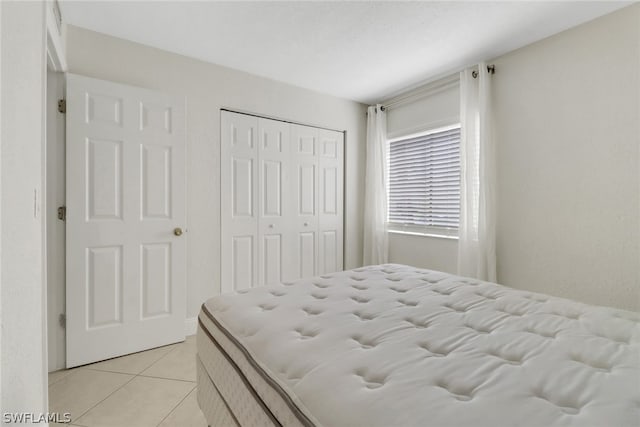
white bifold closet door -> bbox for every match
[221,111,343,293]
[291,125,345,278]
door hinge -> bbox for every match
[59,313,66,329]
[58,99,66,114]
[57,206,66,221]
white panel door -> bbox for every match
[290,124,319,280]
[66,74,186,367]
[318,129,344,274]
[221,111,258,293]
[258,118,290,286]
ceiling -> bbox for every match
[60,1,631,104]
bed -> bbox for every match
[196,264,640,426]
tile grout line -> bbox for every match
[71,374,137,426]
[80,343,180,377]
[48,369,76,387]
[63,344,183,425]
[135,340,199,425]
[154,384,197,427]
[137,373,198,383]
[132,339,198,426]
[51,339,195,426]
[76,370,194,426]
[138,342,183,376]
[48,342,180,385]
[144,340,199,425]
[96,341,181,375]
[81,366,140,375]
[82,368,197,384]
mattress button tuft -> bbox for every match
[532,390,583,415]
[354,311,375,321]
[302,306,322,316]
[397,298,419,307]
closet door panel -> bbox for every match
[298,164,316,216]
[321,230,338,273]
[221,111,258,293]
[290,124,319,280]
[258,118,290,286]
[232,236,254,291]
[321,166,338,215]
[299,232,316,278]
[318,129,344,275]
[233,158,254,216]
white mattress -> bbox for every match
[198,264,640,427]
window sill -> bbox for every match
[388,229,459,240]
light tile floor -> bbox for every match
[48,335,207,427]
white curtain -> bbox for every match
[363,104,389,265]
[458,63,496,282]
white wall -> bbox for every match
[59,25,366,357]
[0,0,48,414]
[387,4,640,311]
[493,4,639,311]
[388,233,457,273]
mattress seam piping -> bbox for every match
[200,303,317,427]
[197,316,283,427]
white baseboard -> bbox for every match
[184,317,198,336]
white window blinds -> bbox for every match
[388,125,461,231]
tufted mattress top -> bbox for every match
[199,264,640,427]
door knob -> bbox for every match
[173,227,183,236]
[268,224,274,228]
[304,222,308,227]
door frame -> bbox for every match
[45,0,67,373]
[44,0,67,377]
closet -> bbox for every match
[221,110,344,293]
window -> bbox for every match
[387,125,461,236]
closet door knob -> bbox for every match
[173,227,183,236]
[304,222,309,227]
[268,224,274,228]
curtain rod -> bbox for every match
[472,64,495,79]
[380,74,460,111]
[379,64,496,111]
